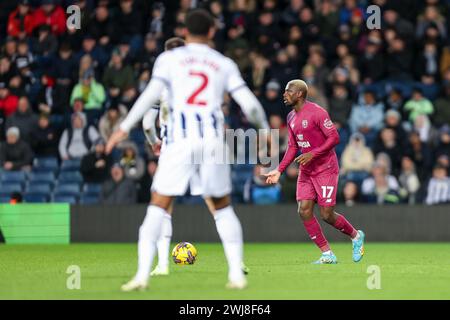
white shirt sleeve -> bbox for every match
[226,60,269,130]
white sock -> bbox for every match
[214,206,245,283]
[352,231,360,241]
[156,213,172,269]
[323,250,332,255]
[134,205,166,282]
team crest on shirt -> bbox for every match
[302,120,308,128]
[323,118,333,129]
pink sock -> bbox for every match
[333,213,358,238]
[303,216,330,252]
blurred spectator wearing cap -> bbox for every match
[98,100,127,142]
[0,126,33,171]
[58,112,100,161]
[119,141,145,181]
[32,0,67,36]
[80,139,113,184]
[425,165,450,205]
[32,24,58,58]
[101,163,137,205]
[432,82,450,129]
[416,5,447,42]
[30,114,59,158]
[260,80,283,118]
[383,109,408,148]
[102,49,135,99]
[87,4,116,49]
[116,0,143,58]
[404,87,434,123]
[7,0,34,39]
[75,34,109,71]
[5,96,38,144]
[359,33,385,84]
[0,80,19,118]
[328,84,352,129]
[70,68,106,113]
[405,131,433,182]
[434,125,450,162]
[398,156,421,204]
[340,132,374,184]
[349,90,384,148]
[386,37,413,82]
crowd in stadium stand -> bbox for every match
[0,0,449,205]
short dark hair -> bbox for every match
[185,9,214,36]
[164,37,185,51]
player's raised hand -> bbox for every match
[106,129,128,154]
[263,169,281,184]
[295,152,314,166]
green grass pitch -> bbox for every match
[1,243,449,300]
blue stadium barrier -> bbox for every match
[83,183,102,194]
[33,157,59,170]
[0,196,10,203]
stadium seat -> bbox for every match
[0,182,23,194]
[54,183,80,196]
[28,172,56,185]
[58,171,83,184]
[33,157,59,172]
[83,183,102,194]
[60,159,81,172]
[0,171,26,184]
[24,193,49,203]
[79,194,100,204]
[53,195,77,204]
[26,183,52,194]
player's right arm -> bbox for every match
[106,52,170,153]
[142,107,162,156]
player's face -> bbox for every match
[283,85,300,106]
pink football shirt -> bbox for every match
[278,100,340,175]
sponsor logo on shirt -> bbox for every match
[297,141,311,148]
[302,120,308,128]
[323,118,333,129]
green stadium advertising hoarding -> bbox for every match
[0,204,70,244]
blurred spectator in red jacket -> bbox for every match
[0,82,19,118]
[33,0,67,36]
[7,0,35,39]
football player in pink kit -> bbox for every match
[264,79,365,264]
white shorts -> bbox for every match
[151,138,232,198]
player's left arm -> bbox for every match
[296,110,339,165]
[310,110,340,157]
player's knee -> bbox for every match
[298,203,313,219]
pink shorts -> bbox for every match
[296,170,339,206]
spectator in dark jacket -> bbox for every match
[87,4,117,49]
[80,140,113,184]
[328,84,352,129]
[5,96,38,143]
[30,114,59,158]
[0,126,33,171]
[102,49,135,99]
[101,163,137,204]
